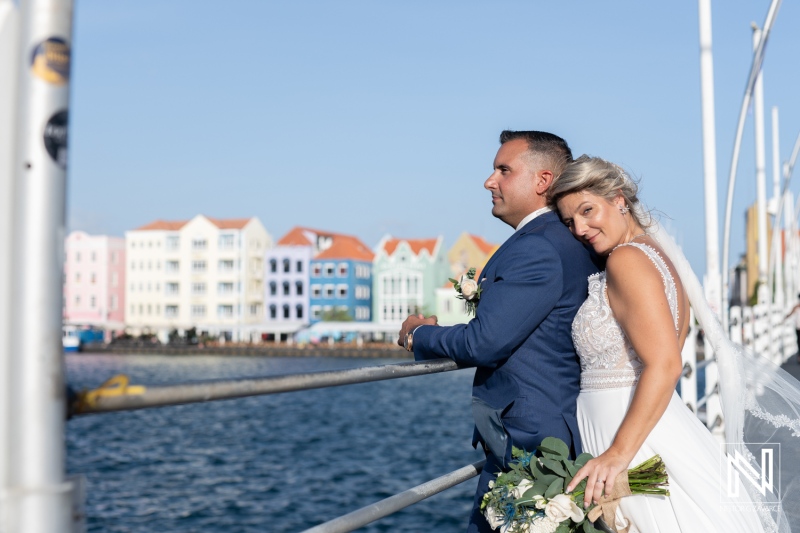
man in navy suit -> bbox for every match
[398,131,598,533]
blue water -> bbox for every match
[66,354,483,532]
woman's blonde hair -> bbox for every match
[547,154,652,229]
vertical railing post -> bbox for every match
[8,0,75,531]
[0,0,20,527]
[680,308,698,413]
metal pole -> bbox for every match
[71,358,462,415]
[771,107,784,309]
[9,0,75,531]
[720,0,782,330]
[301,460,485,533]
[0,0,20,525]
[697,0,722,319]
[752,26,769,305]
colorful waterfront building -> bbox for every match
[371,236,449,324]
[63,231,126,334]
[125,215,272,342]
[309,235,374,323]
[436,233,498,325]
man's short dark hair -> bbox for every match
[499,130,573,177]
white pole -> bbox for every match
[771,107,784,309]
[697,0,722,319]
[8,0,75,531]
[0,0,20,523]
[720,0,782,330]
[752,26,769,305]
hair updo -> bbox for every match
[547,154,652,229]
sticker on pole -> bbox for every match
[30,37,71,85]
[44,111,68,168]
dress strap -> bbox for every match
[612,242,679,331]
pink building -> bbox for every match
[63,231,126,332]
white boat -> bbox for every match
[62,326,81,352]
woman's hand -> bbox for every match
[566,448,630,509]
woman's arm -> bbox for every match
[566,245,683,507]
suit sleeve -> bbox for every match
[413,234,563,368]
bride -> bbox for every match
[548,155,788,532]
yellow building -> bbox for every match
[447,232,498,277]
[745,204,772,304]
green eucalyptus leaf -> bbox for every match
[565,460,580,477]
[582,519,602,533]
[537,437,570,459]
[544,477,565,499]
[540,457,569,477]
[555,522,571,533]
[574,453,594,468]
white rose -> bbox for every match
[529,515,560,533]
[510,478,534,499]
[460,278,479,300]
[484,505,505,530]
[532,494,546,510]
[544,493,585,523]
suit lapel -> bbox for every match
[482,211,558,275]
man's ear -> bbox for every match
[535,170,554,195]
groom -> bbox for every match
[398,131,598,532]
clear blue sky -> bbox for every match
[67,1,800,276]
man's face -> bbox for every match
[484,138,546,228]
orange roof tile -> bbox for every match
[134,219,189,231]
[315,235,374,261]
[382,238,439,256]
[207,217,251,230]
[277,227,317,246]
[469,234,496,255]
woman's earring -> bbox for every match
[619,205,630,215]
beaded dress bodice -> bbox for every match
[572,242,679,390]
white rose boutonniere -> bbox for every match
[448,267,482,316]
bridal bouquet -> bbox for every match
[449,267,482,316]
[481,437,669,533]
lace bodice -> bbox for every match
[572,242,679,390]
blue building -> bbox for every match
[308,235,374,323]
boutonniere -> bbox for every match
[449,267,482,316]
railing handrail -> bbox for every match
[69,358,462,416]
[301,460,485,533]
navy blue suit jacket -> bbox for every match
[413,211,598,465]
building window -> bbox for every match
[166,282,179,295]
[282,304,290,319]
[338,263,348,277]
[310,306,321,320]
[166,260,179,272]
[311,284,321,298]
[312,264,322,276]
[191,305,206,317]
[147,304,152,315]
[165,305,178,317]
[270,259,277,273]
[110,295,118,310]
[249,303,261,316]
[192,238,206,250]
[269,282,277,296]
[166,236,179,250]
[295,281,303,296]
[192,260,206,272]
[91,252,96,262]
[282,281,290,296]
[217,305,234,318]
[192,282,206,295]
[337,285,348,298]
[130,262,135,271]
[283,258,290,273]
[111,272,118,287]
[269,304,277,319]
[75,272,80,283]
[218,282,234,294]
[76,252,81,262]
[296,261,303,273]
[296,305,303,319]
[90,296,96,308]
[219,234,235,249]
[324,263,335,277]
[324,284,335,298]
[75,295,80,307]
[219,259,234,272]
[90,273,96,284]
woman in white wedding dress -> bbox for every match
[548,155,766,533]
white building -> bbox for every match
[125,215,272,342]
